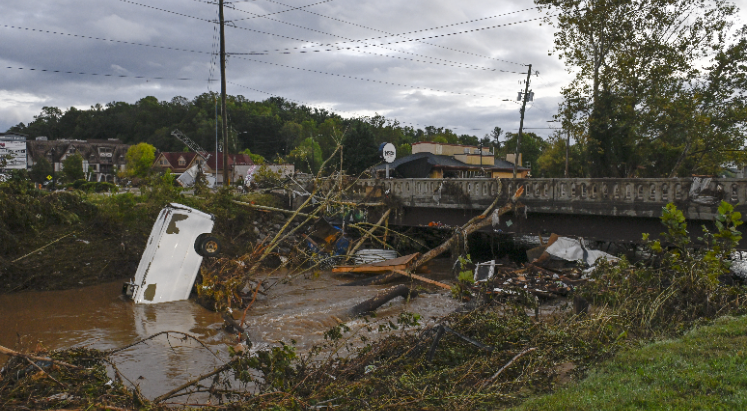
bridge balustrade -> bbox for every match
[352,178,747,221]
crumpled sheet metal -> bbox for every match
[544,237,619,267]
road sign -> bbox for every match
[47,175,53,181]
[381,143,396,164]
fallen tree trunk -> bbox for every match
[412,185,525,270]
[350,284,418,316]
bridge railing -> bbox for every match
[350,178,747,219]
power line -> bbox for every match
[224,18,529,73]
[254,2,543,66]
[2,25,213,56]
[116,0,531,73]
[117,0,212,23]
[226,0,336,22]
[227,0,540,66]
[1,22,523,75]
[3,65,192,80]
[229,55,500,98]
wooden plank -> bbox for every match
[332,252,420,273]
[391,269,452,290]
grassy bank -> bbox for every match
[0,173,281,293]
[516,315,747,410]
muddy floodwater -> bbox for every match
[0,261,460,400]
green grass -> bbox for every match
[514,316,747,410]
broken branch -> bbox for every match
[391,269,452,290]
[0,344,79,369]
[482,347,538,388]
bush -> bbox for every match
[80,181,118,193]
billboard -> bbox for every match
[0,141,27,170]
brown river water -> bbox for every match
[0,261,461,400]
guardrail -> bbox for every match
[350,178,747,220]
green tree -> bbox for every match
[536,135,584,177]
[536,0,746,177]
[62,154,85,182]
[289,137,323,174]
[125,143,156,177]
[240,148,266,165]
[29,158,53,184]
[397,143,412,157]
[342,122,379,175]
[499,132,549,170]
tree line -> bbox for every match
[10,0,744,179]
[8,94,527,175]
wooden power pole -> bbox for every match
[219,0,229,185]
[513,63,532,179]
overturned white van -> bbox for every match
[123,203,221,304]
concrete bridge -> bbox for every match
[349,178,747,246]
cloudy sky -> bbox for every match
[1,0,745,140]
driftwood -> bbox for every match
[350,284,418,316]
[481,347,538,389]
[0,344,80,369]
[391,269,452,290]
[413,185,524,270]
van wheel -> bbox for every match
[195,235,221,257]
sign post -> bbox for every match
[380,142,396,179]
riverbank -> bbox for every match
[515,315,747,410]
[0,174,284,293]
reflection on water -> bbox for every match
[0,261,460,400]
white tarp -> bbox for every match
[0,141,27,170]
[176,163,215,188]
[244,165,259,186]
[545,237,619,267]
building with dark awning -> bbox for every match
[372,142,529,179]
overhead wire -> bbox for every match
[234,1,542,66]
[227,54,500,98]
[0,24,526,99]
[226,0,336,22]
[3,65,191,81]
[115,0,537,73]
[114,0,506,72]
[116,0,212,22]
[223,16,537,73]
[1,24,213,56]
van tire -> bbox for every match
[195,234,221,257]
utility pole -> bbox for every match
[564,128,570,177]
[219,0,229,186]
[215,95,219,182]
[513,63,532,179]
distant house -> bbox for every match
[26,138,130,182]
[0,132,28,171]
[373,142,530,179]
[153,151,254,184]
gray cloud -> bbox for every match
[1,0,745,142]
